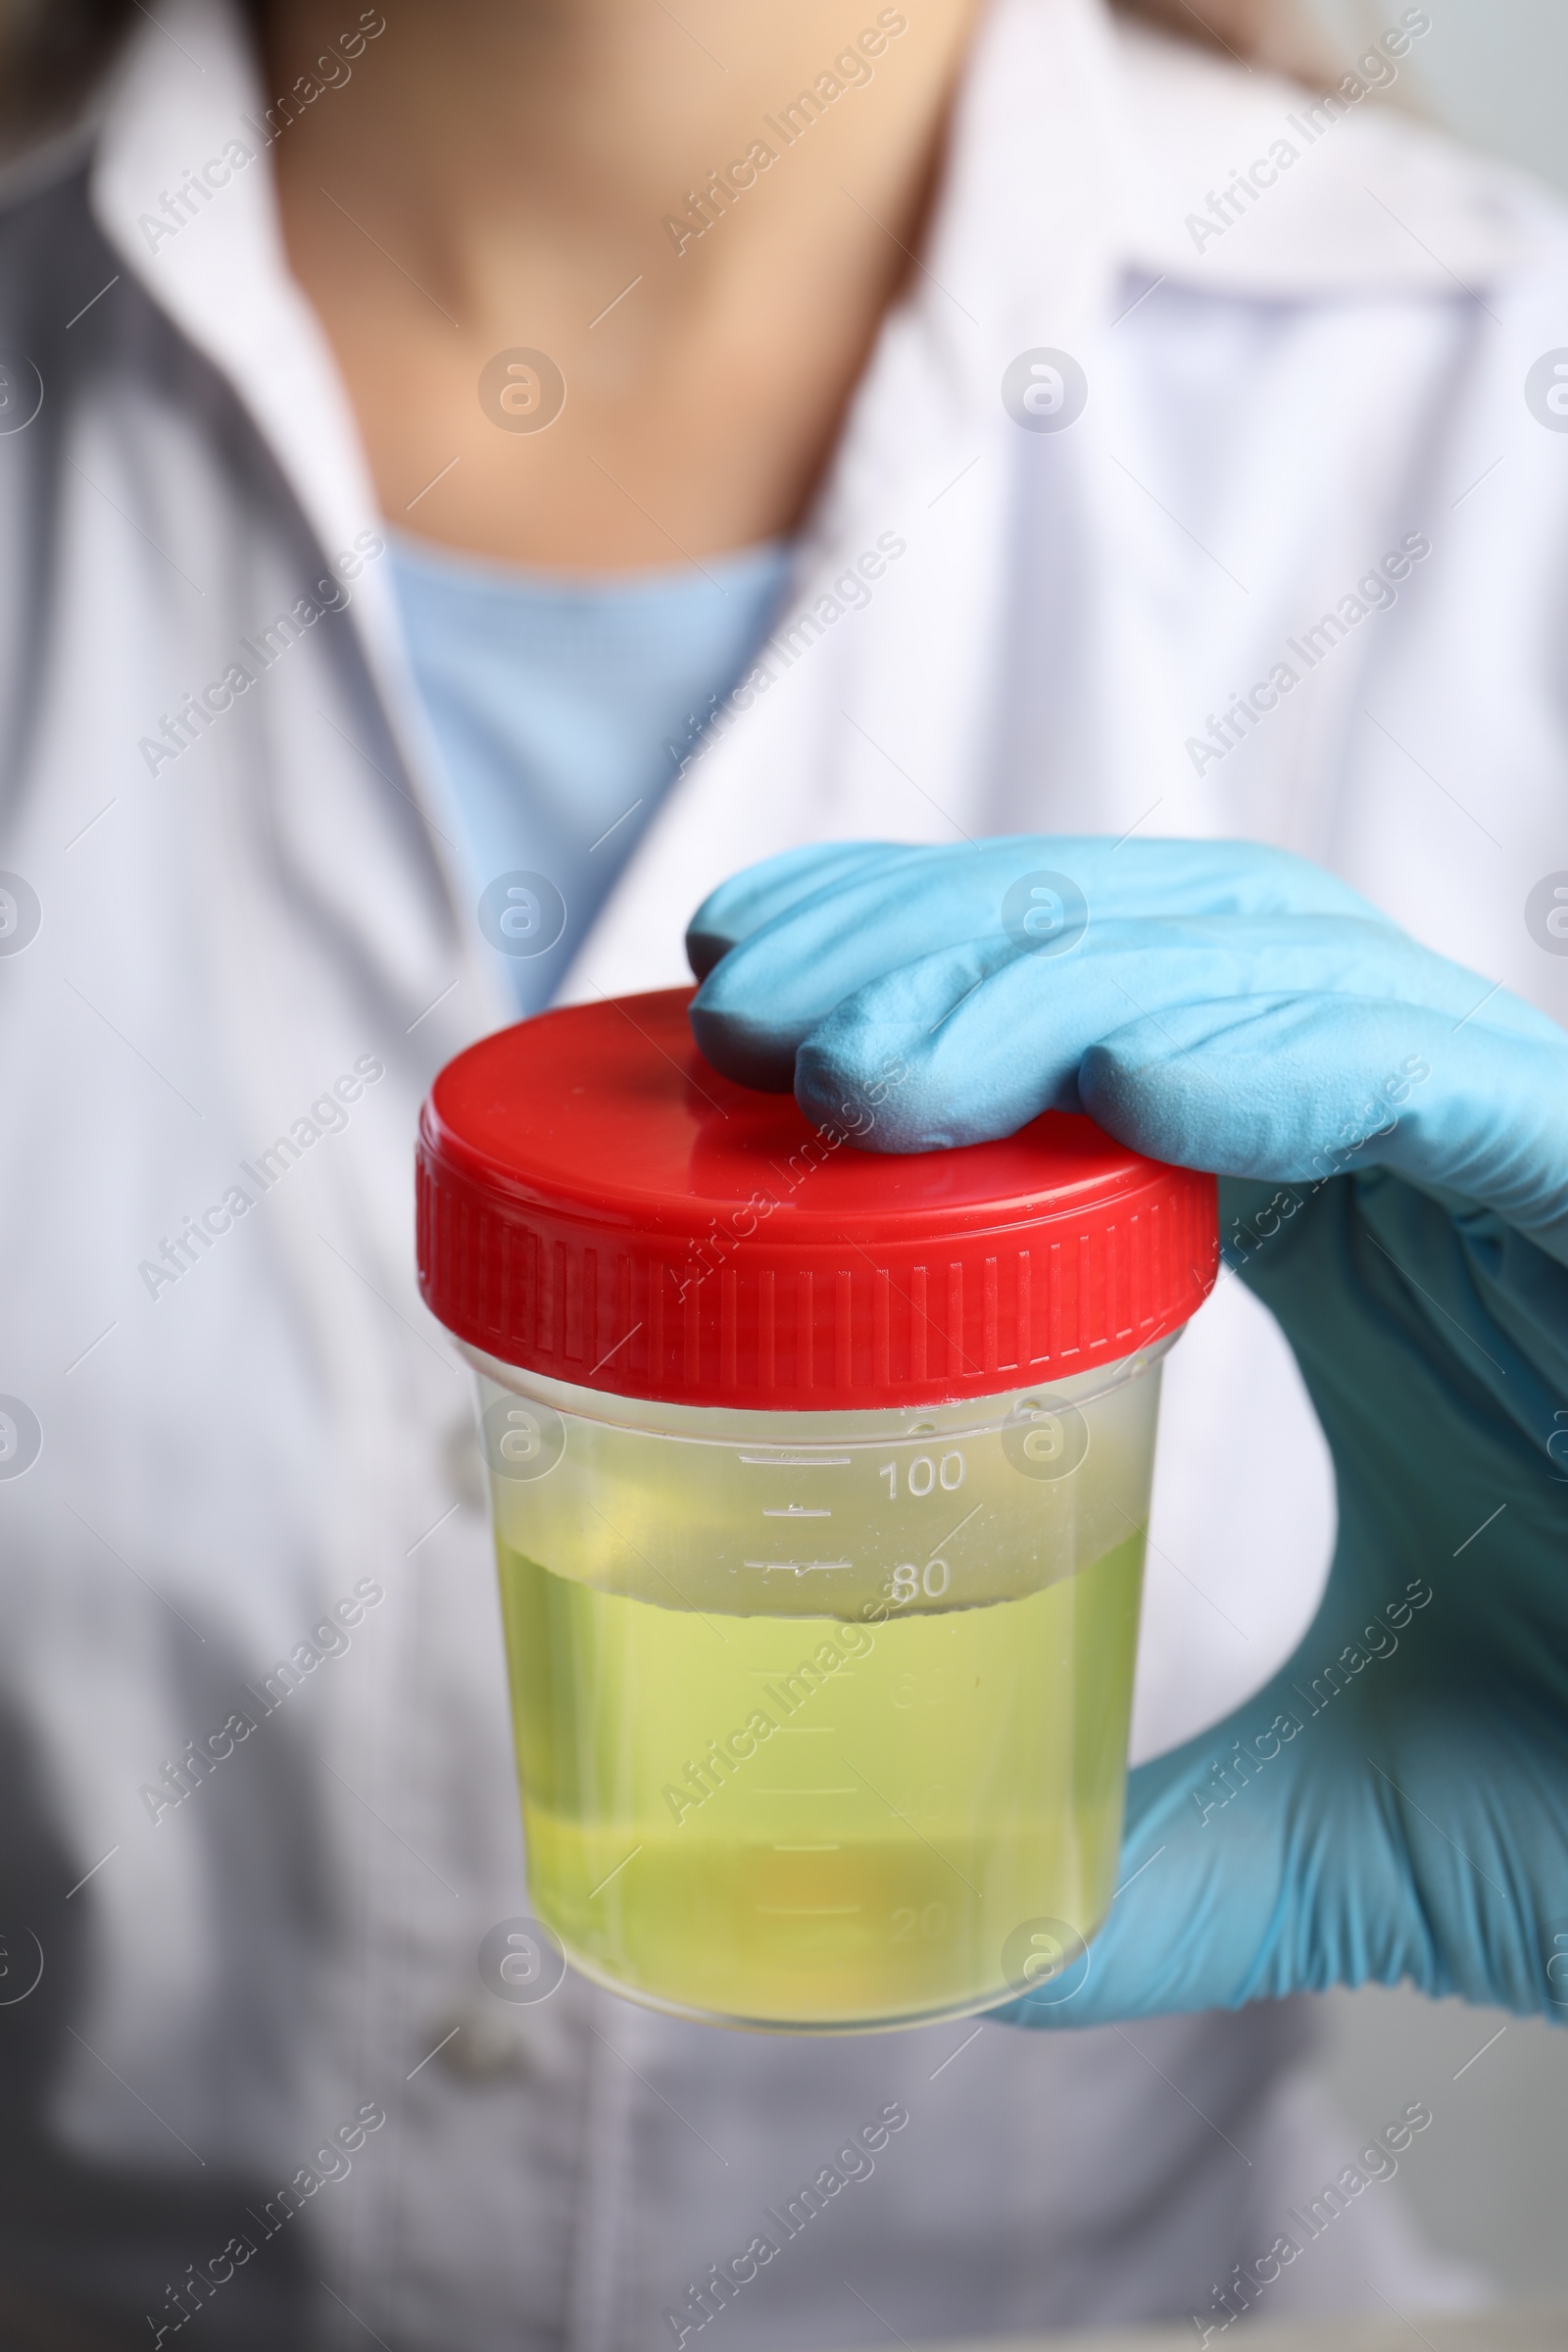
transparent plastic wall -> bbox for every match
[470,1335,1177,2032]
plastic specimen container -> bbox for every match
[416,989,1216,2032]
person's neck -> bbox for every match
[265,3,936,312]
[262,0,978,564]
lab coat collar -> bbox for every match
[87,0,400,667]
[1112,19,1537,294]
[792,0,1142,560]
[84,0,486,984]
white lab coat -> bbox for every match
[0,0,1560,2342]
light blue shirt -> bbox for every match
[389,532,790,1015]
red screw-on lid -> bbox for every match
[416,989,1217,1411]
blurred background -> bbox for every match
[1299,0,1568,195]
[1316,1983,1568,2308]
[1296,0,1568,2308]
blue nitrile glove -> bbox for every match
[686,838,1568,2025]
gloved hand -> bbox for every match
[686,837,1568,2024]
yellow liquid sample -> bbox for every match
[499,1531,1144,2030]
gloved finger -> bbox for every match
[690,838,1382,1087]
[787,918,1533,1150]
[685,842,902,979]
[690,836,1380,964]
[1083,996,1568,1262]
